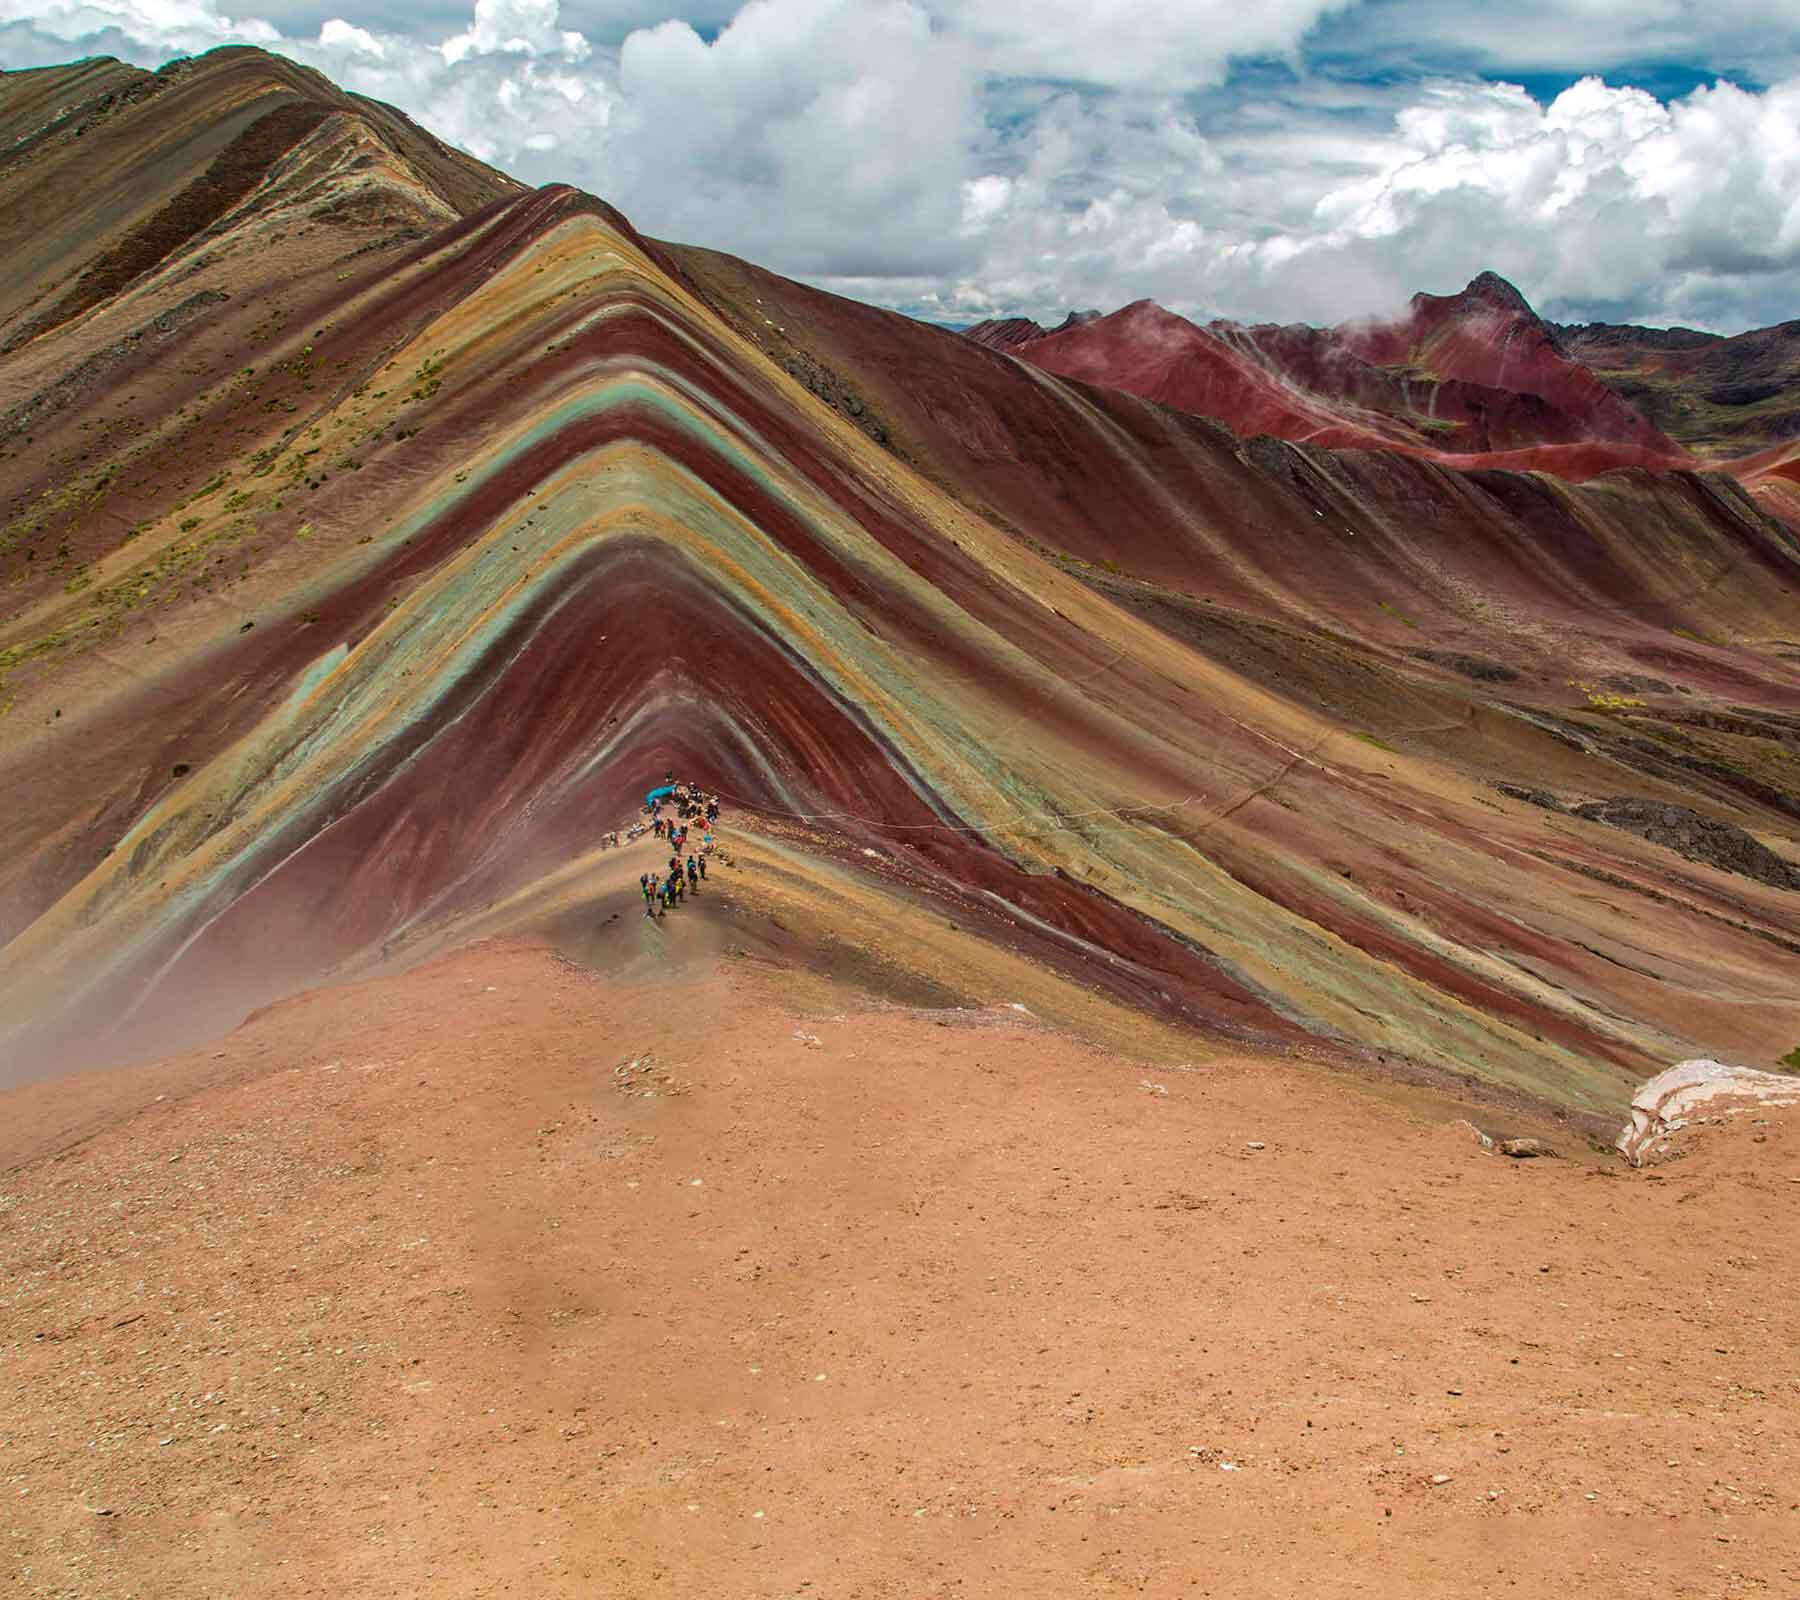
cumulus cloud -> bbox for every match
[10,0,277,52]
[317,15,382,54]
[1281,74,1800,326]
[2,0,1799,331]
[851,66,1800,332]
[441,0,588,64]
[604,0,979,273]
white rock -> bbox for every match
[1616,1059,1800,1166]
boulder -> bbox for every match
[1615,1058,1800,1165]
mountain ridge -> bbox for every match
[1,46,1797,1114]
[969,273,1800,467]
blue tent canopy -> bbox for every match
[645,784,677,804]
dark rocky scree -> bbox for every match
[1411,648,1520,683]
[1496,784,1562,811]
[1573,797,1800,891]
[778,350,891,450]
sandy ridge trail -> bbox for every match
[4,941,1797,1598]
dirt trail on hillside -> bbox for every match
[4,943,1797,1598]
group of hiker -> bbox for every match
[638,775,723,919]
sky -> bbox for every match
[3,1,1799,332]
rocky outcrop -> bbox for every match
[1616,1058,1800,1165]
[1572,798,1799,891]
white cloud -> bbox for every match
[606,0,979,273]
[2,0,1800,332]
[318,15,382,53]
[1280,74,1800,326]
[440,0,588,64]
[12,0,277,51]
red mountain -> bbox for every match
[970,273,1694,480]
[1335,271,1682,456]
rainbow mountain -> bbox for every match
[2,47,1798,1114]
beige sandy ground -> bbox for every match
[4,939,1798,1599]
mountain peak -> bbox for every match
[1461,270,1536,316]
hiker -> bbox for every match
[641,873,655,919]
[659,877,673,913]
[697,853,707,881]
[686,855,699,892]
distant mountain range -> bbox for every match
[968,273,1800,473]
